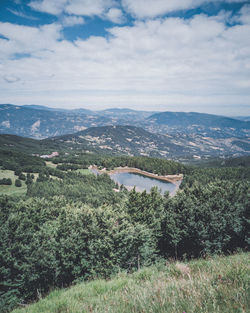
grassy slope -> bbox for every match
[74,168,91,175]
[12,253,249,313]
[0,169,27,196]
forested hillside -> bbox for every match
[0,149,249,312]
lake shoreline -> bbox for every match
[89,166,183,184]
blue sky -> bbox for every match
[0,0,250,115]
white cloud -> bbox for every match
[65,0,116,16]
[7,8,39,20]
[62,15,85,26]
[29,0,119,18]
[0,22,62,58]
[237,4,250,24]
[0,11,250,114]
[3,75,20,83]
[28,0,249,21]
[121,0,202,18]
[121,0,248,19]
[29,0,68,15]
[29,0,125,25]
[105,8,125,24]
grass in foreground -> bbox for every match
[12,253,249,313]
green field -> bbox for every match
[0,170,40,196]
[0,166,89,196]
[0,169,27,196]
[74,168,92,175]
[45,161,58,168]
[12,253,249,313]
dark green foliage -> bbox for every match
[25,173,33,185]
[99,156,188,175]
[36,171,49,183]
[1,150,249,313]
[55,154,188,175]
[14,169,22,176]
[197,155,250,168]
[181,166,250,188]
[0,197,156,311]
[126,187,164,231]
[15,179,22,187]
[18,173,26,181]
[160,180,249,258]
[0,149,45,173]
[27,172,122,208]
[56,163,85,171]
[0,178,12,185]
[0,133,57,154]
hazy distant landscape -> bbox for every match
[0,0,249,312]
[1,104,249,162]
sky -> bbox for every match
[0,0,250,115]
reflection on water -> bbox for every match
[110,172,178,195]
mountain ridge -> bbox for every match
[46,125,250,159]
[1,103,249,138]
[1,104,249,159]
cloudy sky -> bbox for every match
[0,0,250,115]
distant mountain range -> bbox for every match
[1,125,249,160]
[233,116,250,122]
[145,111,250,138]
[1,104,249,138]
[0,104,249,159]
[0,104,112,138]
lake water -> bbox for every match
[110,172,178,195]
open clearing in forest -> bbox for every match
[0,169,27,195]
[0,170,39,195]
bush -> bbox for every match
[0,178,12,185]
[15,179,22,187]
[14,169,22,176]
[18,173,26,181]
[25,173,33,185]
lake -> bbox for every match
[110,172,179,196]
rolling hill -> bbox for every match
[145,111,250,138]
[1,104,249,140]
[47,125,250,159]
[48,125,184,158]
[1,104,249,159]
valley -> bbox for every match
[0,106,249,313]
[1,0,250,311]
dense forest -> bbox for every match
[0,151,249,312]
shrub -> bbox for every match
[0,178,12,185]
[15,179,22,187]
[18,173,26,181]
